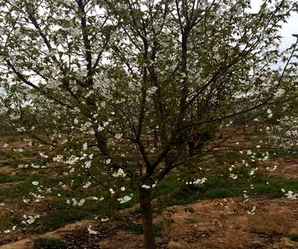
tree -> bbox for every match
[0,0,297,248]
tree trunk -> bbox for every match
[139,187,156,249]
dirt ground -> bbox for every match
[1,130,298,249]
[1,198,298,249]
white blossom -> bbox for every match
[83,181,92,189]
[87,225,98,235]
[114,133,123,139]
[117,194,133,204]
[112,168,126,177]
[83,142,88,151]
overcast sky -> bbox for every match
[251,0,298,49]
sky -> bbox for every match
[251,0,298,49]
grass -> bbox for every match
[289,235,298,242]
[266,147,298,159]
[32,208,93,233]
[0,175,27,183]
[0,215,19,231]
[157,172,298,207]
[33,237,67,249]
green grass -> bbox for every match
[0,214,19,231]
[157,173,298,207]
[32,209,92,233]
[289,235,298,242]
[0,175,27,183]
[26,197,113,233]
[0,178,36,201]
[33,237,67,249]
[266,147,298,159]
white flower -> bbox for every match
[66,155,79,165]
[115,133,123,139]
[53,155,63,162]
[117,194,133,204]
[100,102,106,108]
[83,181,92,189]
[22,214,40,225]
[285,190,298,200]
[85,160,92,169]
[87,196,98,201]
[32,181,39,186]
[193,178,207,185]
[249,169,256,176]
[112,168,126,178]
[98,125,104,132]
[39,152,48,158]
[267,109,273,118]
[230,173,238,180]
[101,217,109,222]
[105,158,111,165]
[31,163,41,169]
[148,86,158,95]
[87,225,98,235]
[274,88,285,97]
[83,142,88,151]
[78,199,86,207]
[267,165,277,172]
[71,198,85,206]
[186,177,207,185]
[141,184,151,189]
[74,118,79,125]
[247,206,256,215]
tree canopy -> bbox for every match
[0,1,297,248]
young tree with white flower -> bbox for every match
[0,0,297,248]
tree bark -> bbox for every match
[139,187,156,249]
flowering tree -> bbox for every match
[0,0,297,248]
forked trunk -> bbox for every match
[139,187,156,249]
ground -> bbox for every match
[1,198,298,249]
[0,127,298,249]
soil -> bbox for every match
[1,131,298,249]
[0,198,297,249]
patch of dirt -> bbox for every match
[265,159,298,179]
[99,198,298,249]
[160,198,298,249]
[0,166,17,176]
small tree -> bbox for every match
[0,1,297,248]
